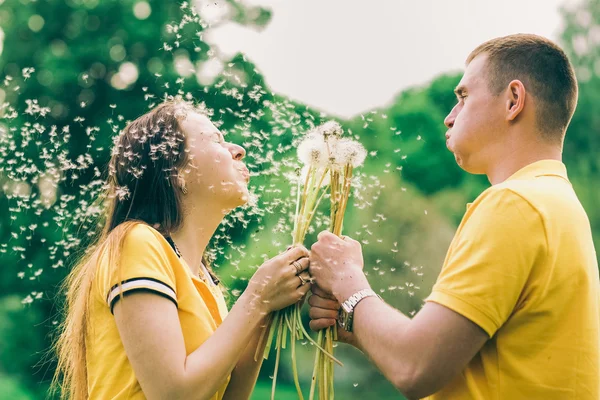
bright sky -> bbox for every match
[204,0,573,118]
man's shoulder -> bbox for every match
[474,174,577,215]
[466,176,588,242]
[501,173,583,220]
[470,185,540,219]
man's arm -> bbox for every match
[308,232,489,399]
[310,288,488,400]
[353,296,488,399]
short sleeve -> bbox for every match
[99,224,178,313]
[426,188,546,337]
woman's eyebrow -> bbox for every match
[203,131,224,141]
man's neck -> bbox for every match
[170,199,228,276]
[486,144,563,185]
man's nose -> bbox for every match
[444,109,456,129]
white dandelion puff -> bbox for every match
[297,137,327,167]
[331,138,367,168]
[318,120,343,138]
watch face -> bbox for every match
[338,308,351,330]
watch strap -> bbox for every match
[339,288,381,332]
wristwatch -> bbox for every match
[338,289,381,332]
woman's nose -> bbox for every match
[229,143,246,160]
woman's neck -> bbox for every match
[170,199,228,276]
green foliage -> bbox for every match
[559,0,600,255]
[0,374,36,400]
[0,0,598,399]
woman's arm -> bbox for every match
[113,247,311,400]
[221,318,268,400]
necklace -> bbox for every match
[166,236,214,284]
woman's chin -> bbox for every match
[238,186,250,206]
[228,184,250,208]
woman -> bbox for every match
[52,100,312,400]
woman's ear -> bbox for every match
[177,174,188,195]
[506,80,526,122]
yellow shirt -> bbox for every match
[86,223,230,399]
[426,160,599,400]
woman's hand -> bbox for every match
[247,246,312,313]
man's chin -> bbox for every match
[454,155,486,175]
[454,154,473,173]
[453,153,464,167]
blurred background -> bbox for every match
[0,0,598,399]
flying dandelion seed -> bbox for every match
[0,12,419,398]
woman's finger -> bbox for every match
[284,245,309,262]
[295,271,312,288]
[288,256,309,276]
[295,283,311,300]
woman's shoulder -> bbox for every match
[95,222,181,312]
[122,222,166,247]
[95,221,178,283]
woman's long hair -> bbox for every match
[51,100,211,399]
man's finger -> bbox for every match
[311,285,336,300]
[317,230,336,242]
[309,318,336,332]
[309,305,338,320]
[308,293,339,310]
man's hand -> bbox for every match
[308,285,357,347]
[309,231,370,302]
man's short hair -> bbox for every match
[467,34,578,142]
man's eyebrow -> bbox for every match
[454,85,467,96]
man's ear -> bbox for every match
[506,80,526,121]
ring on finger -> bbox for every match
[292,260,304,274]
[298,274,310,286]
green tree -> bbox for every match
[560,0,600,256]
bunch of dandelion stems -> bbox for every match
[309,163,354,400]
[254,163,342,400]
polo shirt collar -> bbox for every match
[505,159,569,182]
[466,160,568,212]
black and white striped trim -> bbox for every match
[107,277,177,313]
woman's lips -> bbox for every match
[238,166,250,182]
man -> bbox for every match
[308,34,600,399]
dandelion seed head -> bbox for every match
[333,138,367,168]
[0,3,402,304]
[297,137,327,167]
[318,120,343,138]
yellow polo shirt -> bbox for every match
[86,223,230,399]
[426,160,599,399]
